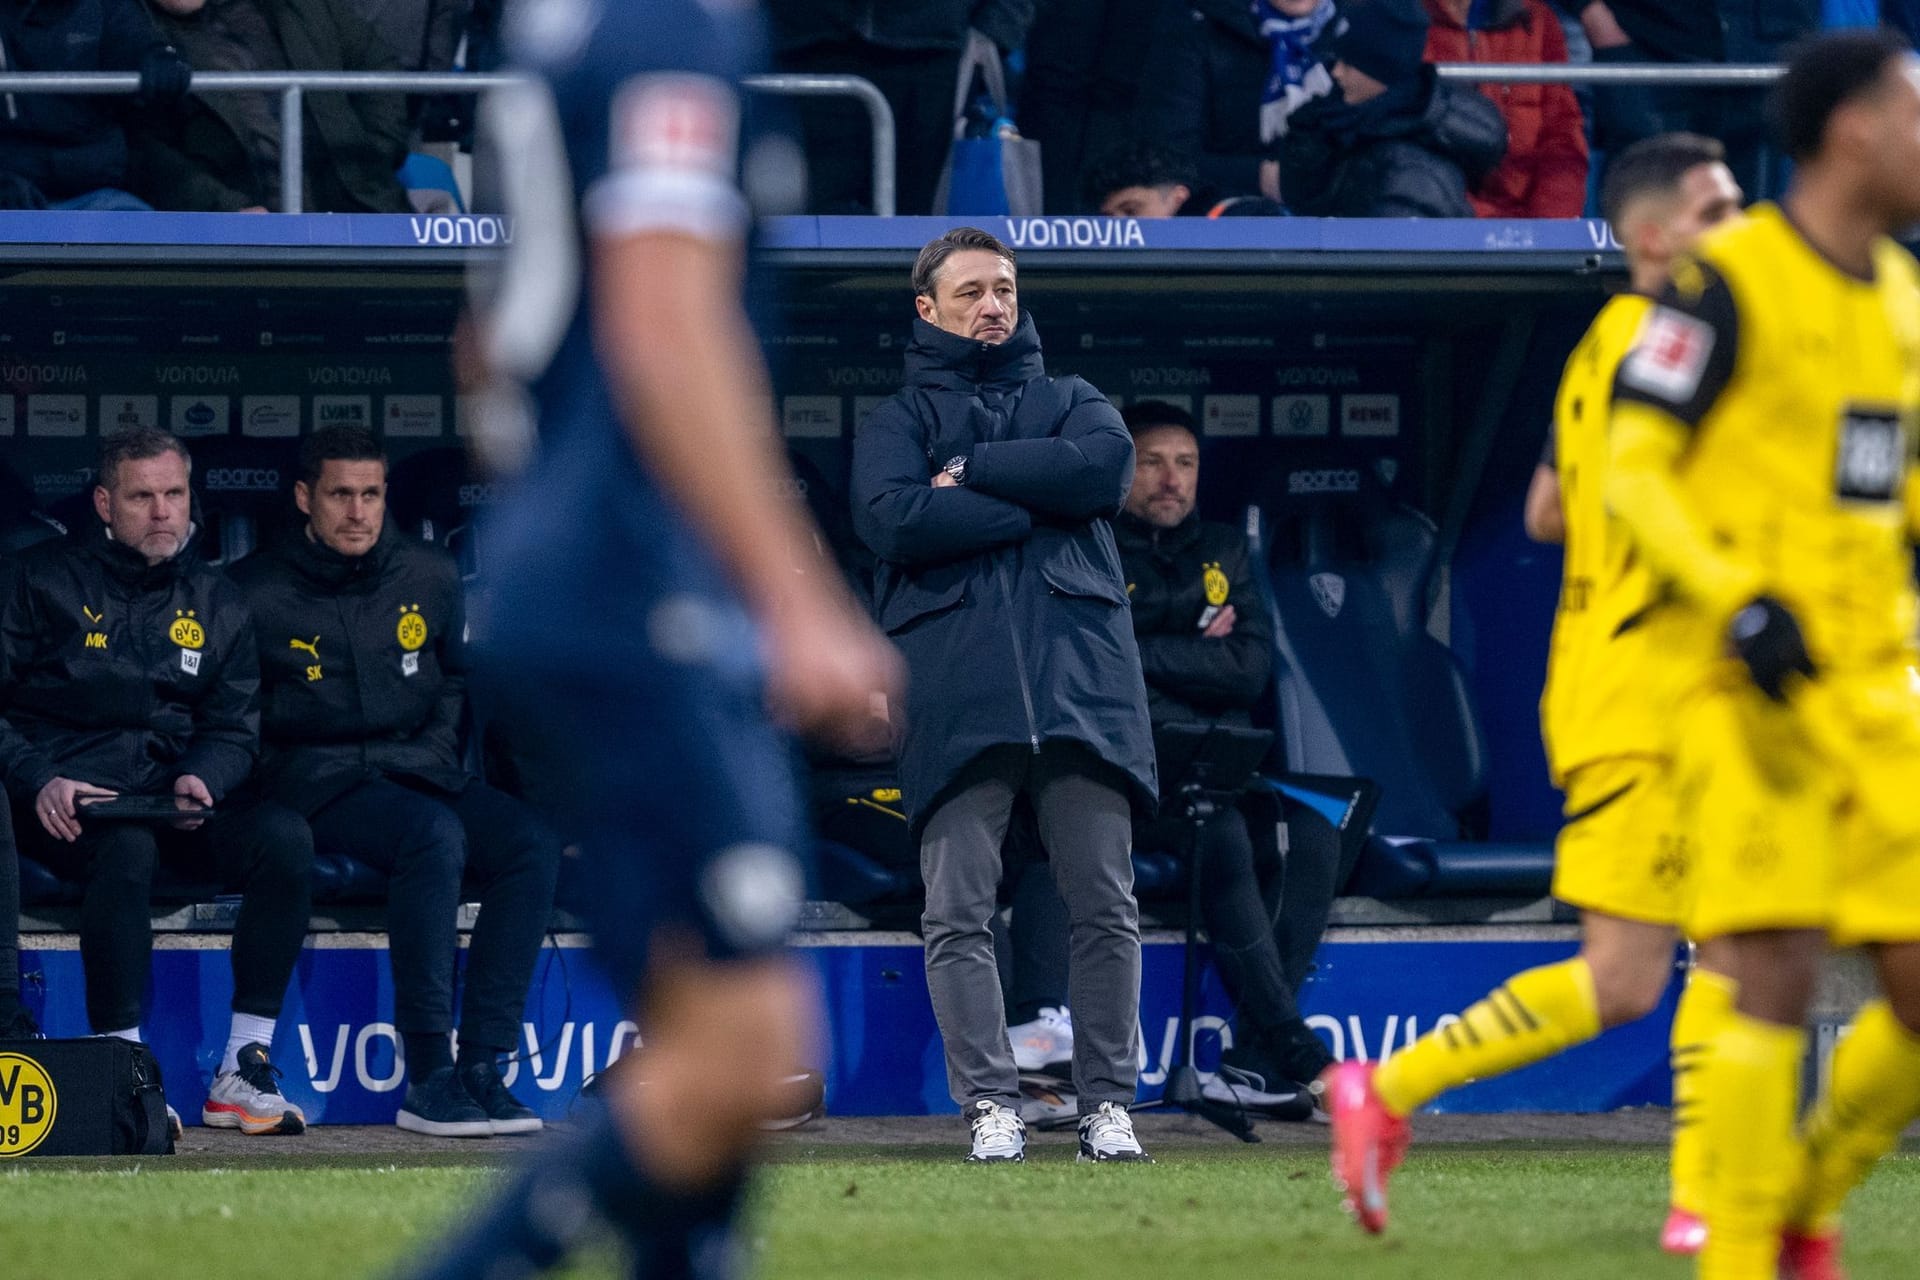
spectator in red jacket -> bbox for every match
[1423,0,1589,218]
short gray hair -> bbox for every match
[98,428,192,492]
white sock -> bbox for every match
[101,1026,142,1043]
[220,1013,278,1074]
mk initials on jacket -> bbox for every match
[229,524,468,816]
[0,528,259,805]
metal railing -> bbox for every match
[0,69,898,215]
[1436,61,1784,86]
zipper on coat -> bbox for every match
[996,559,1040,753]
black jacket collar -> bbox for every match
[902,312,1045,393]
[80,522,194,590]
[282,520,395,591]
[1116,508,1202,553]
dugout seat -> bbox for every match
[1252,460,1549,896]
[388,446,491,577]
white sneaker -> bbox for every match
[964,1099,1026,1163]
[1077,1101,1150,1163]
[165,1104,183,1143]
[1009,1006,1074,1072]
[203,1043,307,1135]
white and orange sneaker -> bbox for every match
[202,1043,306,1135]
[1323,1061,1410,1234]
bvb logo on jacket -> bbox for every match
[170,609,205,675]
[397,604,428,676]
[1202,563,1230,607]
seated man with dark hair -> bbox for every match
[231,425,561,1139]
[1115,400,1334,1110]
[1083,140,1280,218]
[0,428,313,1134]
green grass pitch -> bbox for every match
[3,1142,1915,1278]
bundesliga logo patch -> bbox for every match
[1621,309,1714,402]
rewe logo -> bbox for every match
[1310,572,1345,619]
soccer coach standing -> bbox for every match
[852,228,1156,1164]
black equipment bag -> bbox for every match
[0,1038,174,1157]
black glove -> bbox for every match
[137,45,192,108]
[1728,595,1817,702]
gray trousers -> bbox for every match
[920,750,1142,1114]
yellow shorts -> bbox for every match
[1677,665,1920,945]
[1551,756,1688,927]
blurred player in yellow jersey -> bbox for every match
[1606,30,1920,1280]
[1322,133,1744,1246]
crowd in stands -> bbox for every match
[0,0,1912,217]
[770,0,1920,217]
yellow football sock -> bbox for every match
[1669,966,1738,1217]
[1788,1000,1920,1236]
[1699,1012,1805,1280]
[1374,957,1601,1118]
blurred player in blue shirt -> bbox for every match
[401,0,899,1274]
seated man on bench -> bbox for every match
[1116,401,1339,1109]
[232,425,561,1140]
[0,428,312,1134]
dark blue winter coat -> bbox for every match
[851,312,1156,836]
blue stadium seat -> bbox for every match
[1251,461,1552,897]
[387,446,491,577]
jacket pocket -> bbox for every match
[1040,559,1128,607]
[879,579,967,636]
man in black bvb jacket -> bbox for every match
[852,228,1155,1164]
[1115,402,1337,1104]
[231,426,560,1140]
[0,429,312,1134]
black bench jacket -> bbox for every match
[0,526,259,804]
[230,523,467,816]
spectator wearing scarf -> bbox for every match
[1256,0,1338,142]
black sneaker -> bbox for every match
[396,1065,493,1138]
[458,1058,543,1136]
[1201,1044,1316,1120]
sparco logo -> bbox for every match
[205,468,281,492]
[156,366,239,386]
[1,363,87,385]
[1130,367,1210,388]
[1287,469,1361,495]
[457,483,499,508]
[1002,217,1146,249]
[307,367,394,386]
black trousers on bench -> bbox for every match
[0,802,20,1026]
[15,798,313,1034]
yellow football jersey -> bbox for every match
[1612,203,1920,680]
[1539,292,1661,783]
